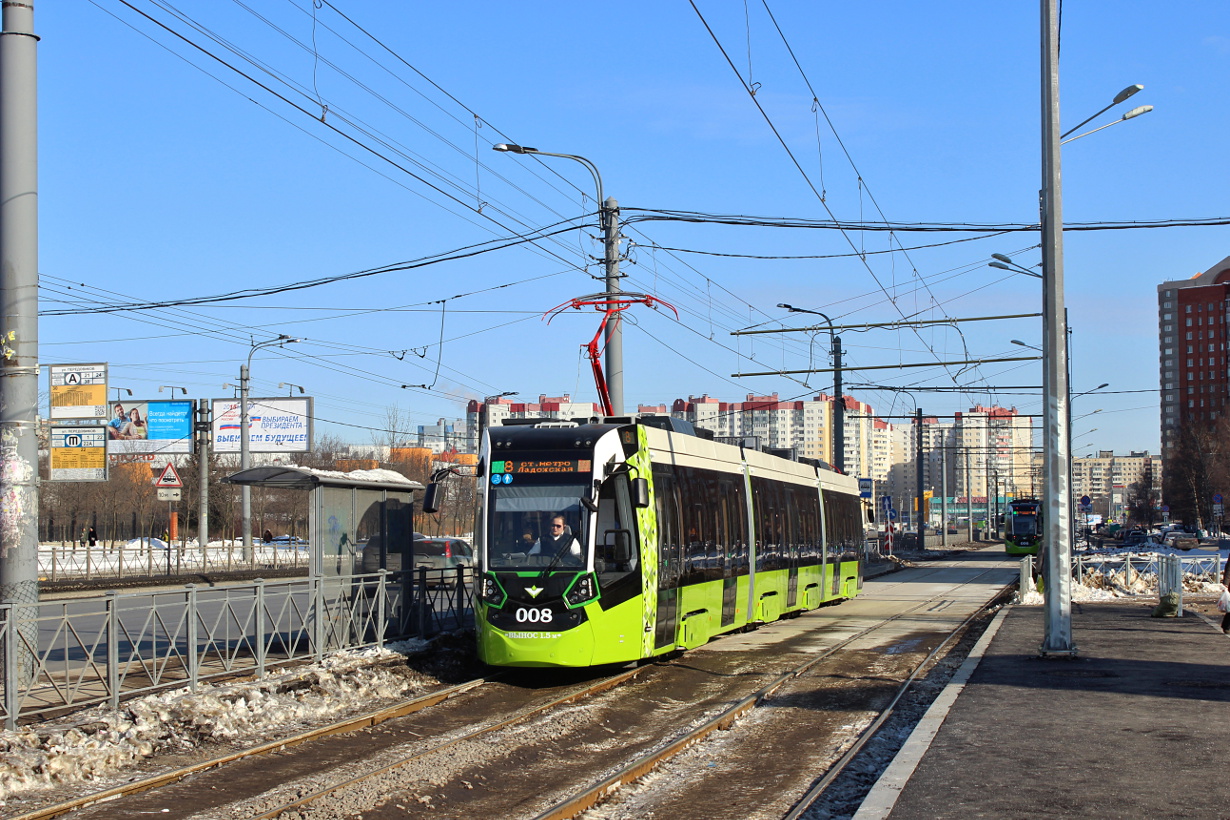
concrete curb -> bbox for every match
[852,605,1011,820]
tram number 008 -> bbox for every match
[515,607,554,624]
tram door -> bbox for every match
[717,476,739,627]
[786,487,800,608]
[825,493,841,598]
[653,467,683,650]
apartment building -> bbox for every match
[1157,254,1230,463]
[1071,450,1162,517]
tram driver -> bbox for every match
[529,513,583,565]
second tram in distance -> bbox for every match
[1004,497,1042,555]
[473,415,865,667]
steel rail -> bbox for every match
[245,664,649,820]
[10,676,493,820]
[532,567,1013,820]
[781,586,1017,820]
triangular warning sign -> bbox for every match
[155,463,183,488]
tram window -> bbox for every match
[596,475,638,573]
[486,484,589,571]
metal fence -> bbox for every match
[0,567,473,729]
[1075,552,1224,586]
[38,542,310,581]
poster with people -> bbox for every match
[106,400,194,455]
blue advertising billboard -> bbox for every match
[106,400,194,455]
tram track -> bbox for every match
[7,559,1014,820]
[543,566,1014,820]
[8,667,646,820]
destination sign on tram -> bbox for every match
[492,459,592,475]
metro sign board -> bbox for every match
[50,425,107,481]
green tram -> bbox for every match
[474,416,865,668]
[1004,497,1042,556]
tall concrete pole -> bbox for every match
[197,399,210,553]
[941,446,948,548]
[915,408,924,534]
[0,1,40,615]
[240,363,252,560]
[833,336,844,473]
[965,449,973,540]
[603,197,624,415]
[1040,0,1075,655]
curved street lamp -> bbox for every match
[240,335,300,557]
[777,304,845,473]
[493,143,624,414]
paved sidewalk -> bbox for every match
[857,601,1230,820]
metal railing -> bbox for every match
[1,567,473,729]
[1074,552,1224,588]
[38,542,310,581]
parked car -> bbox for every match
[358,536,472,574]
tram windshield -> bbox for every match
[487,482,590,570]
[1011,508,1039,536]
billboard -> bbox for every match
[49,363,108,420]
[50,425,108,481]
[211,397,312,453]
[106,400,195,455]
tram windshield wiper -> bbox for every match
[538,542,572,577]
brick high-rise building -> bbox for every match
[1157,254,1230,464]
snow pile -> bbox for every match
[1015,584,1121,605]
[0,639,430,805]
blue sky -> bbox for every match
[36,2,1230,457]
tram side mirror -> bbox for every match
[867,508,875,523]
[421,483,442,515]
[631,477,650,508]
[581,495,598,513]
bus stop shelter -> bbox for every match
[223,466,424,580]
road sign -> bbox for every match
[157,488,182,501]
[858,478,873,499]
[1214,503,1224,516]
[155,463,183,488]
[1214,494,1223,504]
[1161,505,1169,512]
[888,510,897,520]
[1080,495,1091,506]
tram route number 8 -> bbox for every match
[515,607,554,624]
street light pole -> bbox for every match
[240,335,298,559]
[778,304,844,473]
[1040,0,1074,656]
[493,144,624,413]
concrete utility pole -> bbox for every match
[0,1,40,617]
[492,145,624,414]
[915,408,924,536]
[197,399,211,552]
[602,196,623,415]
[770,305,845,473]
[240,335,297,559]
[941,446,948,548]
[965,449,974,540]
[1039,0,1075,656]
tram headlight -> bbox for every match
[480,573,506,608]
[564,573,599,608]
